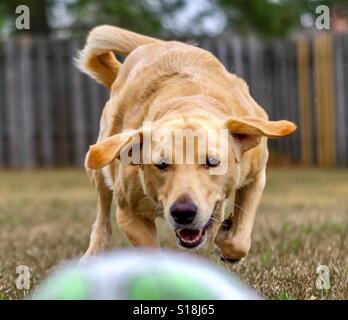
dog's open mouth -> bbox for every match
[175,228,206,249]
[174,203,219,249]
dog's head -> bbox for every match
[86,100,296,249]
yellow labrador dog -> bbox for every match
[77,26,296,262]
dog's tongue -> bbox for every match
[177,229,202,242]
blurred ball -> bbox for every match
[32,249,260,300]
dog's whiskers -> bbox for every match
[205,214,220,231]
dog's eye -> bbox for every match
[155,159,170,170]
[206,156,220,168]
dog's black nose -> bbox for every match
[170,194,197,225]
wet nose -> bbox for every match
[170,194,197,225]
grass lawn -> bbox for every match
[0,168,347,300]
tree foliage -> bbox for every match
[218,0,348,37]
[67,0,185,36]
[0,0,347,38]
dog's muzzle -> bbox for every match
[170,196,219,249]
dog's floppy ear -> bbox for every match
[226,116,297,161]
[86,130,141,169]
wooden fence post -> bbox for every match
[20,36,35,167]
[297,37,313,165]
[4,40,20,167]
[314,34,336,167]
[0,44,4,166]
[69,39,87,166]
[334,34,347,166]
[36,37,54,166]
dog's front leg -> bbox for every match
[117,208,159,247]
[215,168,266,261]
[81,170,113,262]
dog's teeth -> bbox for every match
[176,229,204,245]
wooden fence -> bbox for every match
[0,33,347,168]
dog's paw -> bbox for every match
[213,245,243,264]
[220,255,244,264]
[215,241,250,261]
[214,221,250,262]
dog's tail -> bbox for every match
[76,25,161,88]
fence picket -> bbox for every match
[36,38,54,166]
[20,37,35,167]
[4,40,20,167]
[334,34,347,166]
[69,39,87,166]
[0,47,4,166]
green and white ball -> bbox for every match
[32,249,260,300]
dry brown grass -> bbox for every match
[0,168,347,300]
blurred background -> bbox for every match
[0,1,347,300]
[0,0,347,167]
